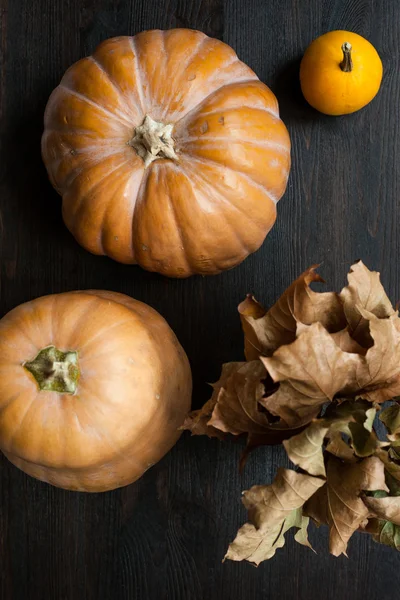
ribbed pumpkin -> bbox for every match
[0,291,192,492]
[42,29,291,277]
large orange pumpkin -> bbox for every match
[0,291,192,492]
[42,29,291,277]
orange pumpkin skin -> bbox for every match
[300,31,383,116]
[0,291,192,492]
[42,29,291,278]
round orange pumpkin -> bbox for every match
[0,291,192,492]
[300,31,383,116]
[42,29,291,278]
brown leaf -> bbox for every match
[365,518,400,550]
[261,323,364,426]
[225,469,325,565]
[208,361,268,435]
[331,328,367,355]
[181,362,245,440]
[283,421,329,477]
[380,404,400,441]
[182,361,305,457]
[304,456,389,556]
[261,309,400,427]
[238,295,268,361]
[356,311,400,403]
[363,496,400,526]
[375,449,400,483]
[238,266,346,361]
[181,398,226,440]
[326,432,357,462]
[339,261,395,347]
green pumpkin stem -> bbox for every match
[24,346,79,394]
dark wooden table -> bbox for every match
[1,1,400,598]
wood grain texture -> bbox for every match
[1,0,400,598]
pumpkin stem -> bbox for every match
[24,346,79,394]
[129,115,178,168]
[340,42,353,72]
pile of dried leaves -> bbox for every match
[183,261,400,565]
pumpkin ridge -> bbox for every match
[159,163,193,272]
[128,36,147,115]
[69,395,145,470]
[183,162,253,258]
[78,317,140,354]
[62,295,103,348]
[160,33,208,118]
[0,390,24,415]
[66,157,133,231]
[4,392,37,453]
[58,83,133,129]
[182,136,290,156]
[187,153,279,205]
[175,78,259,125]
[184,157,271,232]
[130,166,151,259]
[194,104,279,121]
[88,55,143,119]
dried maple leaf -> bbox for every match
[339,260,395,347]
[375,448,400,483]
[363,496,400,525]
[182,361,305,453]
[283,401,381,477]
[365,518,400,550]
[355,310,400,403]
[326,432,357,462]
[304,456,388,556]
[380,404,400,441]
[261,309,400,426]
[260,322,364,426]
[238,265,346,361]
[283,421,329,477]
[184,261,400,562]
[225,469,325,565]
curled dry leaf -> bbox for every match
[283,421,329,477]
[261,323,363,425]
[238,265,346,361]
[225,469,325,565]
[363,496,400,526]
[184,261,400,562]
[182,361,306,457]
[380,404,400,441]
[283,401,382,478]
[261,309,400,426]
[375,448,400,483]
[304,456,388,557]
[365,519,400,551]
[339,260,395,347]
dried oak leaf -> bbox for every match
[304,456,388,557]
[225,469,325,565]
[339,260,396,347]
[260,308,400,427]
[238,265,346,361]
